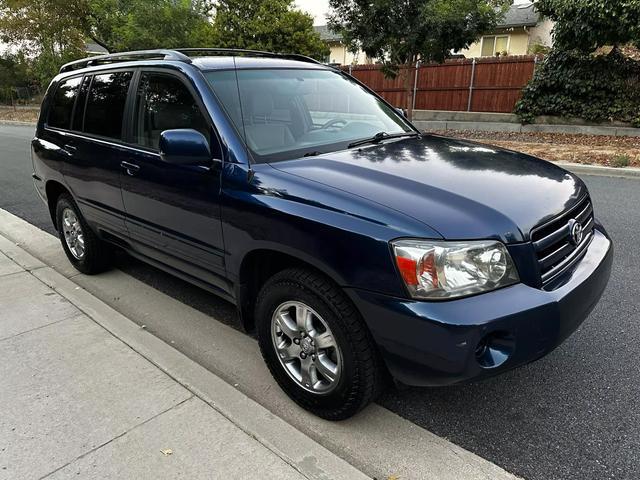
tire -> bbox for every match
[255,267,381,420]
[55,194,112,274]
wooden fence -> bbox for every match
[344,55,540,113]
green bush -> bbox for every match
[611,154,631,168]
[515,49,640,125]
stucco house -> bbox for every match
[315,2,552,65]
[459,2,553,57]
[314,25,372,65]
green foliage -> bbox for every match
[210,0,329,60]
[515,49,640,125]
[0,0,88,84]
[328,0,510,66]
[611,154,632,168]
[0,53,29,87]
[86,0,214,52]
[536,0,640,52]
[528,43,551,55]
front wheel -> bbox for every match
[255,268,381,420]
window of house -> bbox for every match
[133,73,209,151]
[481,35,509,56]
[48,77,82,129]
[84,71,133,140]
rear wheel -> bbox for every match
[55,194,112,274]
[256,267,381,420]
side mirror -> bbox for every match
[159,129,212,166]
[395,107,407,118]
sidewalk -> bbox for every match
[0,208,521,480]
[0,235,368,480]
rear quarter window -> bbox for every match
[84,71,133,140]
[48,77,82,129]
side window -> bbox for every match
[84,71,133,140]
[133,73,209,150]
[48,77,82,129]
[71,75,91,132]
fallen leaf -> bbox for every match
[160,449,173,456]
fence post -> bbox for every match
[412,60,420,112]
[467,58,476,112]
[349,64,352,76]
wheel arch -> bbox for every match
[45,180,72,231]
[235,248,349,333]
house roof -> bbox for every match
[85,42,109,54]
[499,3,540,29]
[314,3,541,44]
[313,25,342,42]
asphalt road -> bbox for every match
[1,124,638,480]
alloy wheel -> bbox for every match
[271,301,342,394]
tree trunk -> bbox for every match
[404,63,413,121]
[404,55,417,121]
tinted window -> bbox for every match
[48,77,82,129]
[133,73,209,150]
[84,72,133,140]
[71,75,91,132]
[205,70,243,133]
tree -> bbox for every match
[328,0,510,118]
[0,0,214,85]
[535,0,640,53]
[210,0,329,60]
[85,0,214,52]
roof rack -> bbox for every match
[59,49,192,73]
[59,48,322,74]
[174,48,322,65]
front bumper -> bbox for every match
[347,228,613,387]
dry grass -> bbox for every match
[427,130,640,168]
[0,107,39,123]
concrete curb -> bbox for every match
[0,207,521,480]
[0,231,370,480]
[557,162,640,180]
[416,119,640,137]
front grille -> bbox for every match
[531,195,595,284]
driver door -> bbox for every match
[120,70,228,293]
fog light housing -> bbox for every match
[475,332,515,369]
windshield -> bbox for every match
[205,68,413,163]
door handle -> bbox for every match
[62,144,77,157]
[120,161,141,176]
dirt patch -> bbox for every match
[0,107,39,123]
[427,130,640,168]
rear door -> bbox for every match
[61,70,134,237]
[119,70,228,292]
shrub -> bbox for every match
[611,154,631,168]
[515,49,640,125]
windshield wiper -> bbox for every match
[347,131,420,149]
[303,151,323,157]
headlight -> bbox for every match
[392,239,519,300]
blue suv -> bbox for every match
[32,49,613,420]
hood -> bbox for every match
[270,135,586,243]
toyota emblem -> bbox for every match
[569,220,584,246]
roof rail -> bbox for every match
[174,48,322,65]
[59,49,192,74]
[59,47,323,74]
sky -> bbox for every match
[295,0,532,25]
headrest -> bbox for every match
[249,95,275,118]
